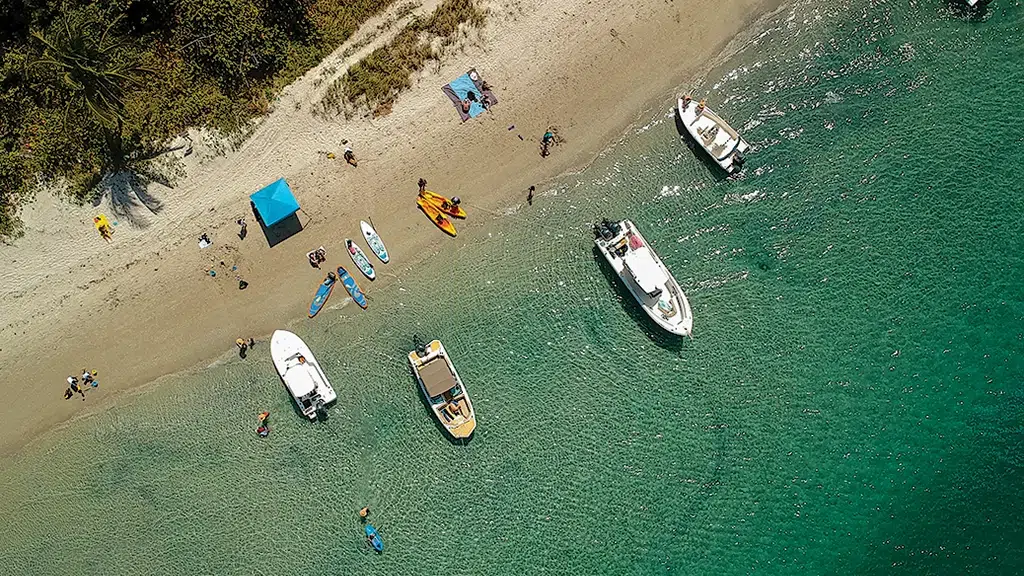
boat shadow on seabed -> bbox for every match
[591,246,686,354]
[674,107,731,183]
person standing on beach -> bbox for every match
[236,219,247,240]
[527,186,535,206]
[418,178,427,193]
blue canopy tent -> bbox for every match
[250,178,299,226]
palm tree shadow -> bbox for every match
[92,166,166,227]
[591,246,685,353]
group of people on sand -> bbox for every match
[308,246,327,268]
[63,370,97,400]
[459,81,492,114]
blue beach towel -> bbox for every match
[442,68,498,122]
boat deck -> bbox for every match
[688,109,741,160]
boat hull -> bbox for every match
[594,220,694,336]
[408,340,476,439]
[270,330,337,419]
[417,197,457,236]
[677,98,749,173]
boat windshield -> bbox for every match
[430,394,445,405]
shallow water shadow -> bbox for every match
[253,204,304,248]
[674,107,730,183]
[945,0,991,21]
[591,246,685,353]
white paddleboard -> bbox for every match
[360,221,389,263]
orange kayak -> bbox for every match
[417,196,457,237]
[419,191,467,219]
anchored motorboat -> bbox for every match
[594,219,693,336]
[271,330,336,420]
[408,339,476,439]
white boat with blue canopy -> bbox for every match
[594,219,693,336]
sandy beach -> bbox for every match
[0,0,779,454]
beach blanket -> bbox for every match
[442,68,498,122]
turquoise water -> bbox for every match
[3,1,1023,574]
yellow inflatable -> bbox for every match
[94,214,113,241]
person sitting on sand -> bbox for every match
[309,252,320,268]
[344,147,357,167]
[67,376,85,399]
[63,388,73,400]
[315,248,326,263]
[81,369,93,386]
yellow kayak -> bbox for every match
[419,191,467,219]
[417,196,457,237]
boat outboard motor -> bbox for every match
[732,151,746,168]
[315,402,328,421]
[413,335,428,358]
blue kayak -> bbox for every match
[308,273,337,317]
[337,267,368,309]
[365,524,383,552]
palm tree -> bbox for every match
[32,13,145,162]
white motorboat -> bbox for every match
[594,219,694,336]
[677,96,749,173]
[408,339,476,439]
[270,330,337,420]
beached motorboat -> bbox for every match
[594,219,693,336]
[408,339,476,439]
[677,96,749,173]
[271,330,337,420]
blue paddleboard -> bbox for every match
[365,524,384,552]
[337,267,368,309]
[308,274,336,318]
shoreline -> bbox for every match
[0,0,783,456]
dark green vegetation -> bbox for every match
[320,0,485,118]
[0,0,396,240]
